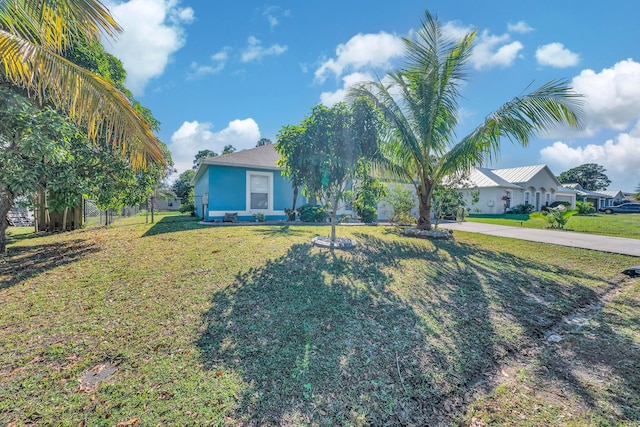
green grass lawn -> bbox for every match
[1,215,638,425]
[467,212,640,239]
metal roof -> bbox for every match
[492,164,552,184]
[467,167,523,189]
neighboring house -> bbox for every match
[192,145,307,221]
[598,190,626,206]
[459,165,577,214]
[153,198,181,211]
[561,183,614,210]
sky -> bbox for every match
[101,0,640,191]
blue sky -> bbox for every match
[103,0,640,191]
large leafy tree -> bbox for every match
[193,149,217,169]
[349,11,583,230]
[0,88,82,251]
[0,0,164,167]
[276,99,379,242]
[557,163,611,191]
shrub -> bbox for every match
[576,200,595,214]
[542,201,570,211]
[510,203,534,214]
[297,204,328,222]
[355,205,376,223]
[284,208,296,221]
[252,212,265,222]
[543,205,576,229]
[385,188,415,223]
[179,188,195,214]
[353,175,386,224]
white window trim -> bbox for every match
[246,171,273,212]
[524,191,530,205]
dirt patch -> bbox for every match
[77,362,118,393]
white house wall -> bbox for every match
[461,187,520,215]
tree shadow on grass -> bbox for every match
[141,215,204,237]
[0,239,100,289]
[197,231,633,425]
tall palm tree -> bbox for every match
[349,11,583,230]
[0,0,164,167]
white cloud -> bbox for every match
[539,123,640,190]
[472,30,523,69]
[572,59,640,133]
[169,119,261,173]
[441,23,523,70]
[507,21,534,34]
[104,0,194,95]
[536,43,580,68]
[241,36,287,62]
[187,48,229,79]
[319,72,375,106]
[314,32,405,83]
[262,6,289,29]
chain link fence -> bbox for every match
[83,199,143,228]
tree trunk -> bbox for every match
[0,187,15,255]
[291,185,298,212]
[417,184,433,230]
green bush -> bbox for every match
[353,175,386,224]
[385,188,415,223]
[509,203,534,214]
[576,200,595,214]
[297,204,327,222]
[543,205,576,229]
[179,188,195,214]
[357,205,377,223]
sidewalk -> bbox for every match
[436,221,640,257]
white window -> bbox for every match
[247,171,273,211]
[545,193,550,206]
[524,191,530,205]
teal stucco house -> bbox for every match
[192,145,304,221]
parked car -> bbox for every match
[599,203,640,214]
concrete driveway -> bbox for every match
[436,221,640,257]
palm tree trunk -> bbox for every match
[0,187,15,255]
[417,185,433,230]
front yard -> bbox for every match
[466,212,640,239]
[1,215,638,425]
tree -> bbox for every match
[0,89,82,252]
[222,145,236,155]
[193,150,218,169]
[0,0,164,167]
[172,170,195,203]
[276,99,379,242]
[348,11,582,230]
[255,138,273,147]
[557,163,611,191]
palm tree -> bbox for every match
[349,11,583,230]
[0,0,164,167]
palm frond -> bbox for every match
[441,79,584,177]
[0,0,164,168]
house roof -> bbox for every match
[561,183,614,198]
[467,167,522,189]
[492,164,561,186]
[466,164,562,189]
[192,144,281,183]
[599,190,625,198]
[201,144,280,169]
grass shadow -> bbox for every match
[141,215,204,237]
[0,239,100,289]
[198,230,633,424]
